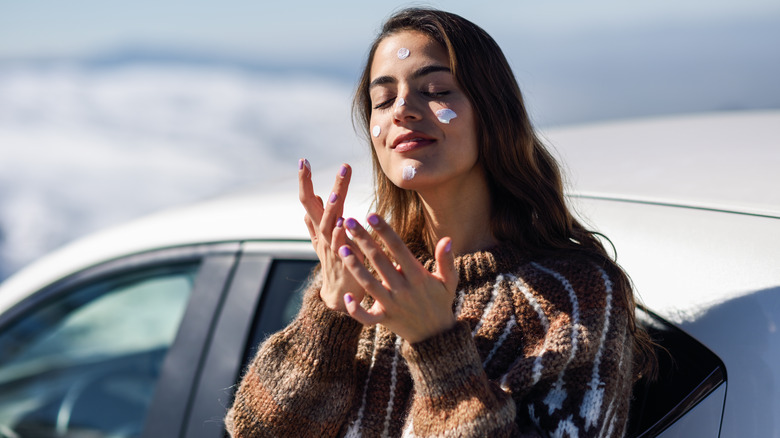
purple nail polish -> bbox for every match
[298,159,304,170]
[367,214,380,226]
[339,246,352,257]
[345,294,353,304]
[339,165,347,177]
[304,159,311,170]
[329,192,338,204]
[445,240,452,253]
[345,218,358,230]
[336,217,344,228]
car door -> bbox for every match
[0,243,242,438]
[181,241,317,438]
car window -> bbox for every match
[0,262,199,438]
[626,307,726,437]
[241,259,317,368]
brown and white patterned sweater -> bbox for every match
[225,244,635,437]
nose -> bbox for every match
[392,93,422,124]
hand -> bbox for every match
[338,213,458,343]
[298,159,365,312]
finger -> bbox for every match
[320,164,352,237]
[303,214,317,244]
[339,244,392,303]
[434,237,458,292]
[331,217,350,255]
[344,293,384,326]
[364,213,421,279]
[343,217,402,289]
[298,158,324,224]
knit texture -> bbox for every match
[225,244,635,437]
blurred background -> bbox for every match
[1,0,779,280]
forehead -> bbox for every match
[370,30,449,77]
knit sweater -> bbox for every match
[225,244,635,437]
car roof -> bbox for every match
[544,110,780,218]
[1,110,778,312]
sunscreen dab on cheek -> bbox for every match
[435,108,458,124]
[372,125,381,137]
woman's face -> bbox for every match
[368,30,481,193]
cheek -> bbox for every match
[450,110,480,160]
[369,121,386,157]
[369,113,389,146]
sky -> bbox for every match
[3,0,779,61]
[3,0,779,126]
[3,0,779,125]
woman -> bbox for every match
[226,8,651,437]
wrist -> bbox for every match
[404,315,457,344]
[319,284,347,312]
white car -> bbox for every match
[0,110,777,438]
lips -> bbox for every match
[392,132,436,152]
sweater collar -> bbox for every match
[417,242,528,286]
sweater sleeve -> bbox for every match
[400,260,635,438]
[400,321,529,437]
[225,281,364,438]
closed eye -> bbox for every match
[373,97,396,110]
[422,90,450,99]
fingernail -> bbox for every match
[367,214,380,226]
[336,217,344,228]
[298,158,304,170]
[344,218,358,230]
[304,159,311,170]
[445,240,452,253]
[339,246,352,257]
[345,294,353,304]
[339,165,347,177]
[329,192,338,204]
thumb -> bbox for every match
[434,237,457,292]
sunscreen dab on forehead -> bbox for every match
[402,165,417,181]
[397,47,410,60]
[435,108,458,124]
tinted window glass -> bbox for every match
[627,308,726,437]
[0,263,199,438]
[242,259,317,365]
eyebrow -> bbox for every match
[369,65,452,89]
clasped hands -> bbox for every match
[298,160,457,344]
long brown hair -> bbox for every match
[353,8,654,377]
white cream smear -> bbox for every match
[397,97,406,107]
[372,125,381,137]
[436,108,458,124]
[402,165,417,181]
[397,47,410,60]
